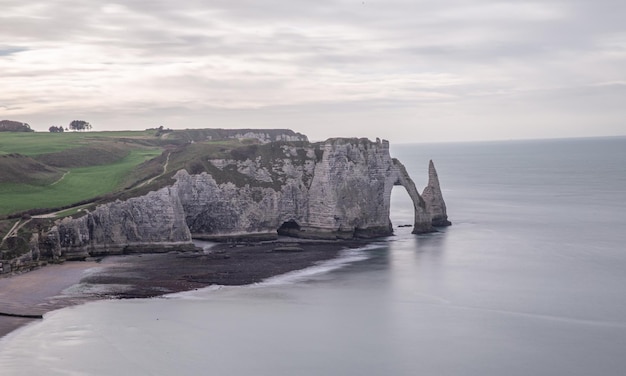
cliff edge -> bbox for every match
[2,135,450,271]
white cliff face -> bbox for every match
[306,139,401,237]
[38,137,442,259]
[421,160,451,226]
[174,171,283,239]
[180,128,308,144]
[49,186,194,258]
[175,138,434,239]
[233,132,307,143]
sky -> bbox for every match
[1,0,625,142]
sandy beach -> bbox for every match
[0,261,101,338]
[0,240,366,339]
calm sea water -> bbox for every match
[2,137,626,375]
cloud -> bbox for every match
[1,0,625,141]
[0,46,28,56]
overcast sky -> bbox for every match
[1,0,625,142]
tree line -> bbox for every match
[49,120,92,132]
[0,120,34,132]
[0,119,94,133]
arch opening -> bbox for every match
[390,186,415,232]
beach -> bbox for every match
[0,239,364,339]
[0,261,100,338]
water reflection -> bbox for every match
[415,228,449,253]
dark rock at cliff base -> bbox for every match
[272,246,304,252]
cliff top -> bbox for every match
[0,128,308,218]
[0,127,394,224]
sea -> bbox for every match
[1,136,626,375]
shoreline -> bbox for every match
[0,261,101,340]
[0,239,374,340]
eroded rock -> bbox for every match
[421,160,451,226]
[35,137,447,259]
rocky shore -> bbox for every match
[0,239,370,339]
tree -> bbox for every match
[48,126,64,133]
[0,120,34,132]
[69,120,92,131]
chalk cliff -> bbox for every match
[35,137,446,259]
[168,128,308,144]
[421,160,451,226]
[45,187,195,260]
[177,138,433,240]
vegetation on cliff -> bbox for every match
[0,129,314,264]
[0,130,310,219]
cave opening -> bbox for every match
[277,220,301,237]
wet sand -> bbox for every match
[0,240,367,339]
[0,261,100,339]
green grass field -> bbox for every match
[0,130,269,217]
[0,148,161,215]
[0,131,155,156]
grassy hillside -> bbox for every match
[0,129,308,218]
[116,139,320,201]
[113,139,252,201]
[0,148,161,215]
[0,154,64,185]
[0,131,159,156]
[0,131,168,217]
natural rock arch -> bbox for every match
[390,159,434,234]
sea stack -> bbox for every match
[421,160,452,227]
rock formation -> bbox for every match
[45,187,195,260]
[27,137,448,260]
[392,159,434,233]
[421,160,451,226]
[177,138,435,240]
[169,128,308,144]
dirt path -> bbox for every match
[163,151,171,174]
[31,204,89,219]
[50,171,70,186]
[1,219,31,246]
[139,152,171,187]
[2,220,20,243]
